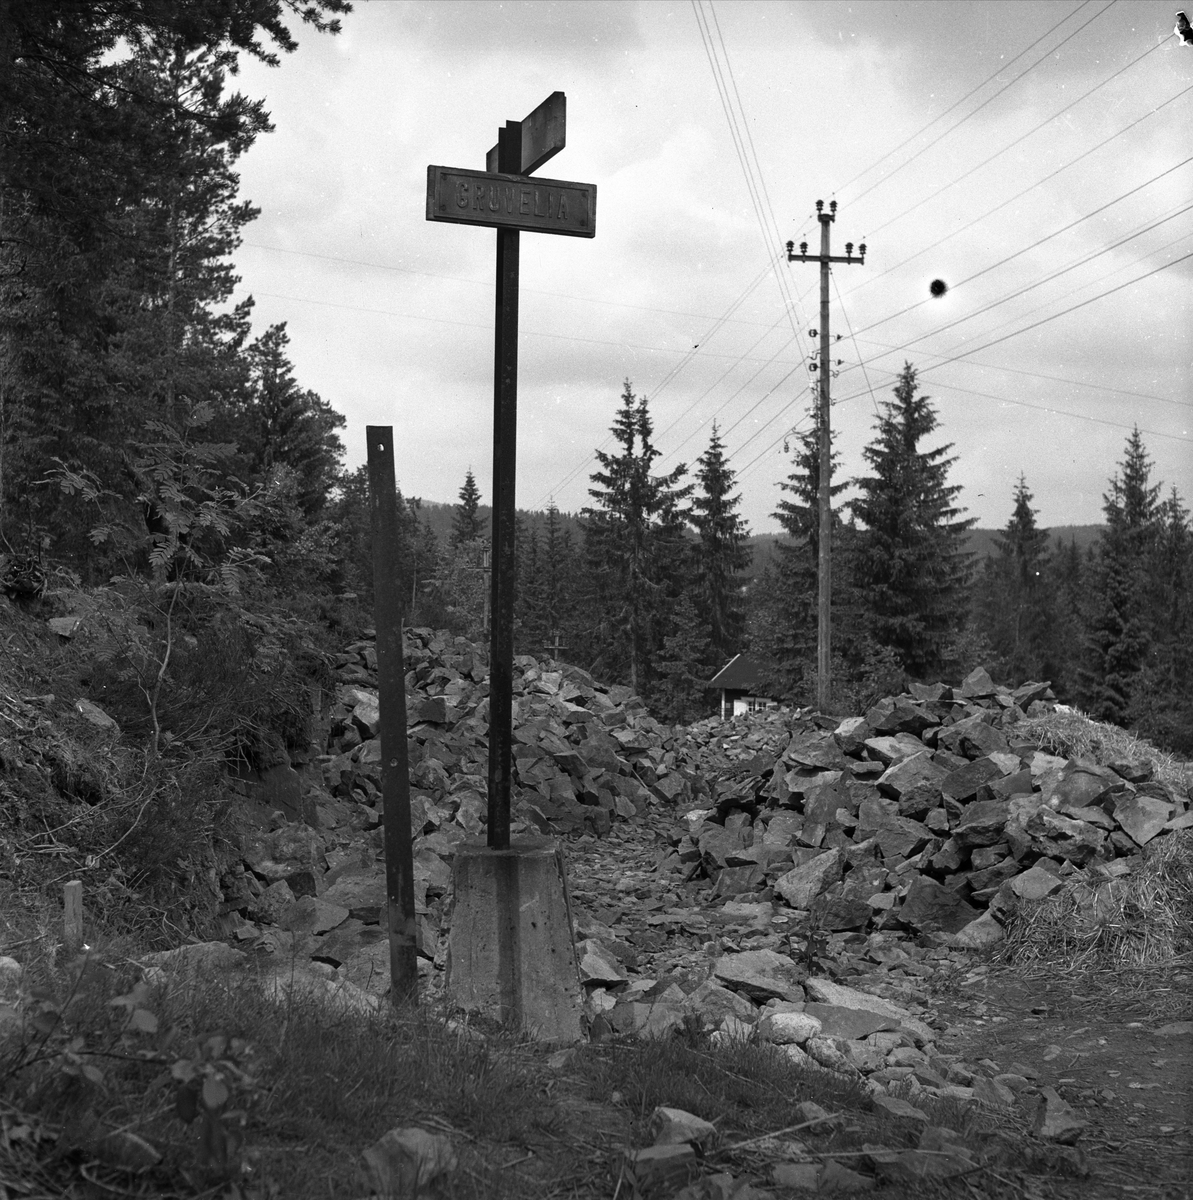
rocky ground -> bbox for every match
[4,625,1191,1196]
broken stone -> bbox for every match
[971,1075,1016,1108]
[950,911,1004,949]
[577,939,629,987]
[1026,809,1105,865]
[362,1127,457,1197]
[279,895,350,935]
[774,847,841,909]
[1009,862,1065,900]
[1033,1087,1088,1143]
[804,1002,898,1041]
[623,1145,698,1192]
[1113,794,1173,846]
[757,1010,822,1045]
[684,980,761,1027]
[714,949,805,1003]
[652,1106,718,1149]
[953,800,1010,848]
[898,876,978,934]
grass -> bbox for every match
[0,935,575,1198]
[1014,707,1190,795]
[998,828,1193,970]
[0,921,1031,1200]
[998,706,1193,972]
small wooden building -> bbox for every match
[708,654,776,719]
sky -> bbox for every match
[226,0,1191,534]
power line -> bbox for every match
[846,334,1192,412]
[731,249,1193,481]
[529,267,777,508]
[249,288,794,365]
[865,36,1167,240]
[837,1,1091,199]
[927,230,1193,363]
[846,1,1112,207]
[240,240,781,329]
[870,199,1193,357]
[841,85,1193,304]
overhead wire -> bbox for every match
[731,247,1193,482]
[864,35,1168,241]
[843,145,1193,334]
[530,266,776,507]
[241,240,782,329]
[864,199,1193,360]
[845,0,1112,207]
[840,81,1193,302]
[836,0,1091,198]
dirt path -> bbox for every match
[931,965,1193,1198]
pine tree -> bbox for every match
[691,423,750,660]
[580,380,692,693]
[451,469,484,548]
[1079,428,1161,724]
[850,363,974,678]
[977,476,1053,683]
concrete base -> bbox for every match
[446,837,583,1042]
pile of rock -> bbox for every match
[663,667,1192,949]
[214,628,698,1005]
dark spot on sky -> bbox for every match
[930,279,948,298]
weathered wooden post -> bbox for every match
[367,427,419,1006]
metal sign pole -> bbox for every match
[366,426,419,1005]
[487,119,521,851]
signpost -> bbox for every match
[426,92,596,852]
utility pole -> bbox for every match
[786,200,865,713]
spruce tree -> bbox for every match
[1131,487,1193,753]
[691,423,750,660]
[850,363,974,678]
[654,594,713,724]
[450,469,485,548]
[1080,428,1162,724]
[236,324,345,515]
[581,380,691,692]
[1043,535,1085,701]
[541,501,578,655]
[977,476,1053,683]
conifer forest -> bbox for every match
[2,0,1189,760]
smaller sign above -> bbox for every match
[486,91,566,175]
[427,166,596,238]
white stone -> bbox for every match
[757,1010,822,1046]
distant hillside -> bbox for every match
[405,499,583,547]
[409,498,1102,573]
[744,525,1103,579]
